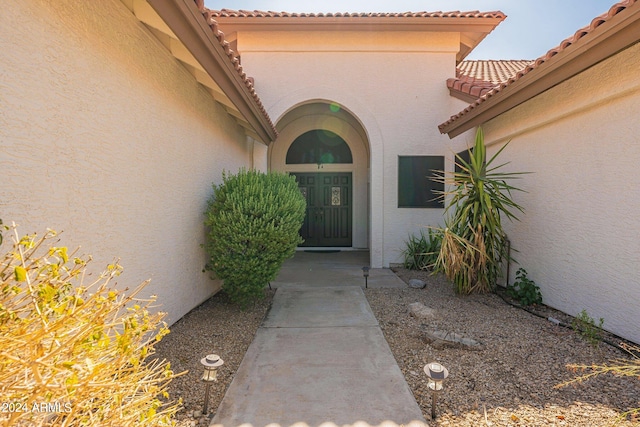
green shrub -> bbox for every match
[571,309,604,346]
[402,228,441,270]
[0,225,181,427]
[506,268,542,306]
[204,169,306,307]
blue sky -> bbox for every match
[204,0,616,59]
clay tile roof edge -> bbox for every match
[447,60,534,101]
[196,4,277,139]
[208,9,506,19]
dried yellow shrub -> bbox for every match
[0,225,182,426]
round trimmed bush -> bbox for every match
[204,169,306,306]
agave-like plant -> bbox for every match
[434,127,529,294]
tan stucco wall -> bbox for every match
[482,42,640,344]
[0,0,253,324]
[239,30,465,266]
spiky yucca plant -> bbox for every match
[434,127,528,294]
[402,228,442,271]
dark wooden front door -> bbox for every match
[293,173,352,247]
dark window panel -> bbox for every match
[398,156,444,208]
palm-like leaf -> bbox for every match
[433,127,529,294]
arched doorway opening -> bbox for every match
[269,101,370,249]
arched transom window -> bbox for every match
[286,130,353,165]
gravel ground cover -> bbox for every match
[371,268,639,426]
[154,290,275,427]
[154,271,638,426]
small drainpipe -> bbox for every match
[505,236,511,287]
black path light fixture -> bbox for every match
[200,354,224,414]
[362,266,370,288]
[424,361,449,419]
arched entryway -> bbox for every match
[269,101,370,249]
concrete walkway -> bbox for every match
[211,252,426,427]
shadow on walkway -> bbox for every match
[271,250,407,288]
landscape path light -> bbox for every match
[200,354,224,414]
[424,361,449,419]
[362,266,370,288]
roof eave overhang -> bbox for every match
[210,16,504,32]
[439,2,640,139]
[147,0,277,144]
[213,15,505,62]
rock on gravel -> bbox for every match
[409,278,427,289]
[421,328,484,351]
[409,302,436,320]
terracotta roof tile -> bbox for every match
[208,9,506,19]
[456,60,533,84]
[192,1,277,138]
[439,0,637,132]
[447,60,533,98]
